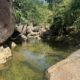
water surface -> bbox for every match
[0,42,70,80]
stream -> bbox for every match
[0,42,70,80]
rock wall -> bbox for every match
[47,49,80,80]
[0,0,14,44]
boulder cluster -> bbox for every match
[15,23,48,42]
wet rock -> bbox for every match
[47,49,80,80]
[0,46,12,64]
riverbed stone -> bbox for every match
[0,46,12,64]
[11,42,17,49]
[47,49,80,80]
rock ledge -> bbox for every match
[47,49,80,80]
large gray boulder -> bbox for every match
[0,0,14,43]
[47,49,80,80]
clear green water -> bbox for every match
[0,42,70,80]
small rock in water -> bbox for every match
[0,46,12,64]
[11,42,16,49]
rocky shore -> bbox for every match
[15,23,49,43]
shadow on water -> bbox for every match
[42,31,80,53]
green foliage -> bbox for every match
[74,17,80,31]
[13,0,52,25]
[50,0,80,35]
[13,0,80,33]
[45,0,54,10]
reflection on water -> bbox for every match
[23,50,49,71]
[0,42,70,80]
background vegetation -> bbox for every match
[13,0,80,35]
[13,0,52,26]
[47,0,80,35]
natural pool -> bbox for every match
[0,42,71,80]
